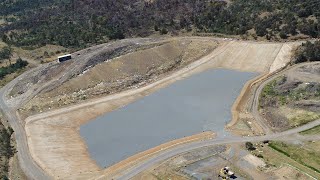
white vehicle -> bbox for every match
[58,54,72,62]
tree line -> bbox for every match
[294,40,320,63]
[0,0,319,49]
[0,58,28,79]
[0,46,28,79]
[0,123,15,180]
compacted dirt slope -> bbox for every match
[209,41,283,72]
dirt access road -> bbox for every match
[249,61,320,134]
[0,38,173,180]
[117,119,320,180]
[0,78,50,179]
[0,38,303,179]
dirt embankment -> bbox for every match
[99,132,215,179]
[20,38,299,179]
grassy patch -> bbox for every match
[260,76,287,100]
[300,125,320,135]
[268,141,320,174]
[289,112,320,127]
[261,79,277,98]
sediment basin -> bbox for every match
[80,69,257,168]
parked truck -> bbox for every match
[57,54,72,62]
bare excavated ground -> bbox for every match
[132,139,320,180]
[9,38,301,179]
[132,143,282,180]
[260,62,320,132]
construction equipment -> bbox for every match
[218,166,235,179]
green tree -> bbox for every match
[0,46,13,65]
[245,142,256,151]
[154,25,159,31]
[160,28,168,35]
[295,40,320,63]
[279,31,288,39]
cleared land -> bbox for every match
[300,125,320,135]
[256,140,320,179]
[260,62,320,131]
[14,38,301,179]
[269,141,320,173]
[131,142,315,180]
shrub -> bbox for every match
[0,58,28,79]
[294,41,320,63]
[245,142,256,151]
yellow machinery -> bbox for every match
[218,166,235,179]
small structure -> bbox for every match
[218,166,235,179]
[57,54,72,62]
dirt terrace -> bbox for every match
[21,38,300,179]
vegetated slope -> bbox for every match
[13,38,218,116]
[294,40,320,64]
[0,119,15,180]
[259,62,320,131]
[0,0,320,48]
